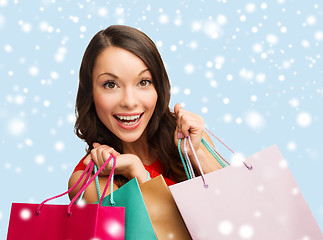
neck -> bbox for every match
[121,133,156,165]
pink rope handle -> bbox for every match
[67,155,116,215]
[205,128,252,170]
[36,160,94,215]
[205,127,235,154]
[186,135,209,188]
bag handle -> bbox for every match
[178,129,252,187]
[36,155,116,216]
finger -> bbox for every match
[174,103,182,118]
[83,154,92,166]
[93,142,101,148]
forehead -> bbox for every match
[93,46,149,76]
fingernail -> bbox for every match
[177,132,184,139]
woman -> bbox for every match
[68,25,223,203]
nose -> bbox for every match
[120,87,139,109]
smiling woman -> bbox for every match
[68,25,223,203]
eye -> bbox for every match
[103,81,117,89]
[139,79,152,87]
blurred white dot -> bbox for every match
[266,34,278,45]
[24,138,33,147]
[246,3,256,13]
[236,117,243,124]
[80,25,87,32]
[314,31,323,41]
[47,166,54,172]
[4,44,12,52]
[260,52,267,59]
[43,100,50,107]
[21,22,32,32]
[223,98,230,104]
[29,66,39,76]
[202,107,208,114]
[192,21,202,31]
[278,75,285,82]
[287,141,297,151]
[296,112,312,127]
[245,111,265,130]
[189,41,198,49]
[210,80,218,88]
[67,114,76,123]
[15,95,25,105]
[256,73,266,84]
[156,41,163,47]
[184,64,195,74]
[35,155,45,165]
[226,74,233,81]
[8,119,25,135]
[301,40,310,48]
[50,71,59,79]
[239,225,254,239]
[39,21,49,31]
[98,7,108,17]
[223,114,232,123]
[250,95,257,102]
[159,14,169,24]
[231,152,245,167]
[104,219,124,238]
[253,43,263,53]
[170,45,177,51]
[20,209,31,220]
[218,220,233,235]
[306,15,316,25]
[281,26,287,33]
[240,15,247,22]
[206,61,213,68]
[77,199,86,207]
[0,0,8,7]
[0,211,2,220]
[291,187,299,195]
[254,211,261,218]
[289,98,299,108]
[184,88,191,95]
[217,14,227,25]
[260,3,268,9]
[251,26,258,33]
[54,141,65,151]
[171,86,179,95]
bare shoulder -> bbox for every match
[68,171,118,204]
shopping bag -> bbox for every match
[170,134,323,240]
[140,175,192,240]
[94,175,157,240]
[7,155,125,240]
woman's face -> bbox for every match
[92,46,158,143]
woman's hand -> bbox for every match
[83,143,148,183]
[174,103,204,156]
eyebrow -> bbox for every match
[97,68,150,80]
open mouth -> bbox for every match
[113,113,144,126]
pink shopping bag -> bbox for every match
[7,155,125,240]
[170,135,323,240]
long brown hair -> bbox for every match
[75,25,188,184]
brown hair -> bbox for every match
[75,25,188,184]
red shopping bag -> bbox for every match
[170,134,323,240]
[7,155,125,240]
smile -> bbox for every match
[114,113,143,126]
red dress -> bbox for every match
[73,156,176,186]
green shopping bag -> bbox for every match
[94,170,157,240]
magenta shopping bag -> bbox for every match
[170,135,323,239]
[7,155,125,240]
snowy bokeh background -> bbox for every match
[1,0,322,237]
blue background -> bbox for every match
[1,0,322,237]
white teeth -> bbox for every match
[116,114,141,121]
